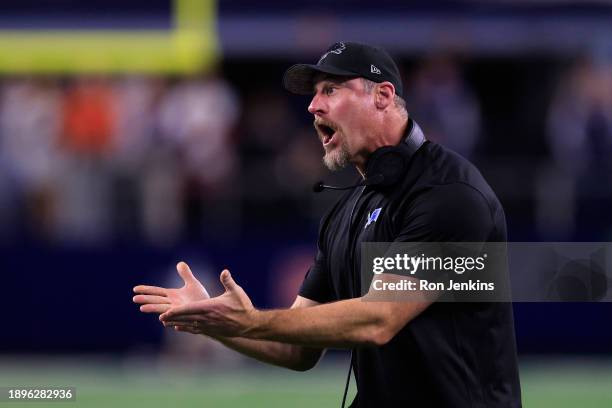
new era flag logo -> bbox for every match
[365,208,382,229]
[370,65,381,74]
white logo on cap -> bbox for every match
[370,65,381,74]
[318,42,347,64]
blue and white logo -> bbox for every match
[365,208,382,229]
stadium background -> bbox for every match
[1,0,611,406]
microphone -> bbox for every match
[313,174,384,193]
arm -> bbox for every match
[209,296,325,371]
[247,295,431,348]
[157,184,489,350]
[160,271,433,348]
[133,263,324,371]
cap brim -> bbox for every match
[283,64,359,95]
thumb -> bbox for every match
[176,261,196,285]
[220,269,238,292]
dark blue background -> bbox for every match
[3,239,611,354]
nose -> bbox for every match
[308,92,326,115]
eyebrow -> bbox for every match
[312,76,347,93]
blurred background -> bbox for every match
[1,0,612,406]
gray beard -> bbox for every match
[323,141,351,171]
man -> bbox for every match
[134,41,522,407]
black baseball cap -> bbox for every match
[283,41,403,96]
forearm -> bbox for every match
[211,335,323,371]
[158,276,429,352]
[245,298,395,348]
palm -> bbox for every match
[158,269,255,337]
[167,277,209,307]
[133,262,209,314]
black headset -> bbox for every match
[313,118,426,193]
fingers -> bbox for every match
[163,320,196,328]
[176,261,195,285]
[139,304,172,314]
[133,295,171,305]
[220,269,237,292]
[133,285,167,296]
[160,299,213,320]
[159,313,203,323]
[174,326,199,334]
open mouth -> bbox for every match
[316,123,337,146]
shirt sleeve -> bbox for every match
[396,182,498,243]
[298,247,336,303]
[387,182,500,283]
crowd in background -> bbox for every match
[0,54,611,247]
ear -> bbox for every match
[374,82,396,110]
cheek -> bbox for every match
[344,108,371,147]
[333,96,371,145]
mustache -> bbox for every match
[313,119,338,131]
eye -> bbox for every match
[324,86,336,96]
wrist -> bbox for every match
[242,308,266,339]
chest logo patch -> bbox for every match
[365,207,382,229]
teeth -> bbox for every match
[315,121,337,145]
[323,132,334,145]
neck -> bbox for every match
[355,114,409,176]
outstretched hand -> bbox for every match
[133,261,210,315]
[159,269,257,338]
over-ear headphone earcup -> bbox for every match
[365,144,411,188]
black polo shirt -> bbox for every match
[300,133,522,407]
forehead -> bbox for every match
[312,74,361,92]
